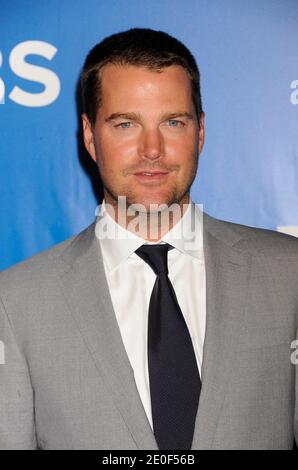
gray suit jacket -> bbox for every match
[0,213,297,450]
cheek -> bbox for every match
[100,134,138,165]
[167,136,197,164]
[95,144,134,187]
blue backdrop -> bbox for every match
[1,0,298,270]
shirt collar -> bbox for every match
[96,198,204,272]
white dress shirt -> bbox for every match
[95,199,206,430]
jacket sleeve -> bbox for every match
[0,296,37,449]
[295,327,298,449]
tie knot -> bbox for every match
[135,243,173,276]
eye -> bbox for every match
[115,121,132,129]
[167,119,185,127]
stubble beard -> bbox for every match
[96,151,199,238]
[103,180,190,214]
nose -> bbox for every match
[138,128,165,161]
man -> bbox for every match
[0,28,297,450]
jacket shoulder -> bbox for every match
[0,223,95,288]
[203,212,298,258]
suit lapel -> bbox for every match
[191,221,252,449]
[57,215,251,451]
[59,225,158,450]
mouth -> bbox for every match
[132,171,170,183]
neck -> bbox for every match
[104,194,191,241]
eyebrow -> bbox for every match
[104,112,194,123]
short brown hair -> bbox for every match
[80,28,203,127]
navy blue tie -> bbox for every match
[135,243,201,450]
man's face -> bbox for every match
[83,64,204,211]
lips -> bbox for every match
[133,171,169,182]
[133,171,168,176]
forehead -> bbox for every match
[99,64,193,109]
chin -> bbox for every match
[126,197,180,214]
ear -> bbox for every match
[198,112,205,155]
[82,113,96,163]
